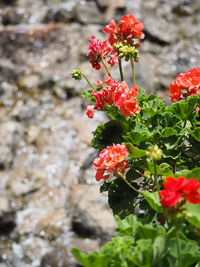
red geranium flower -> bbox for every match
[87,36,112,70]
[93,144,129,181]
[169,66,200,102]
[112,82,140,117]
[87,36,118,70]
[103,14,144,46]
[159,176,200,209]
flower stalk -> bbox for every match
[130,57,135,85]
[175,225,182,267]
[83,74,95,90]
[119,58,124,81]
[118,172,141,195]
[101,55,112,77]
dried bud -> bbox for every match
[146,145,162,161]
[71,70,83,80]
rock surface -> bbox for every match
[0,0,199,266]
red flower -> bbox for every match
[159,176,200,209]
[90,78,140,117]
[91,77,118,111]
[196,107,200,115]
[112,82,140,117]
[169,66,200,102]
[87,36,112,70]
[86,105,94,118]
[93,144,129,181]
[103,14,144,46]
[108,51,119,67]
[119,14,145,40]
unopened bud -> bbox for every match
[71,70,83,80]
[146,145,162,161]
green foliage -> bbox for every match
[72,215,200,267]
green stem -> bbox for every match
[118,172,142,195]
[183,120,187,128]
[130,57,135,85]
[175,225,182,267]
[119,58,124,81]
[154,161,159,189]
[82,74,95,90]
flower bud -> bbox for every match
[86,105,94,119]
[146,145,162,161]
[71,70,83,80]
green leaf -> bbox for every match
[123,130,151,146]
[81,89,92,98]
[115,214,140,236]
[142,191,163,212]
[161,127,178,138]
[175,168,200,181]
[143,98,166,117]
[189,128,200,142]
[125,143,146,158]
[168,238,200,267]
[91,120,125,150]
[125,167,142,181]
[100,181,111,193]
[108,178,139,219]
[71,247,110,267]
[130,239,153,267]
[152,236,167,264]
[145,162,174,176]
[185,202,200,228]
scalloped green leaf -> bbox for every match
[185,202,200,228]
[115,214,140,236]
[161,127,178,138]
[91,120,125,150]
[142,191,163,212]
[125,143,146,158]
[108,178,139,219]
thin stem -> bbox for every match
[183,120,187,128]
[82,74,95,90]
[130,57,135,85]
[154,161,159,190]
[101,56,112,77]
[118,58,124,81]
[175,225,182,267]
[118,172,142,195]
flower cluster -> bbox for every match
[103,14,144,47]
[86,77,140,118]
[87,36,118,70]
[159,176,200,209]
[169,66,200,102]
[112,82,140,116]
[93,144,129,181]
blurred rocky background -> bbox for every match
[0,0,199,266]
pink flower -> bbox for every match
[93,144,129,181]
[169,66,200,102]
[86,105,94,118]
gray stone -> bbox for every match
[70,184,116,240]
